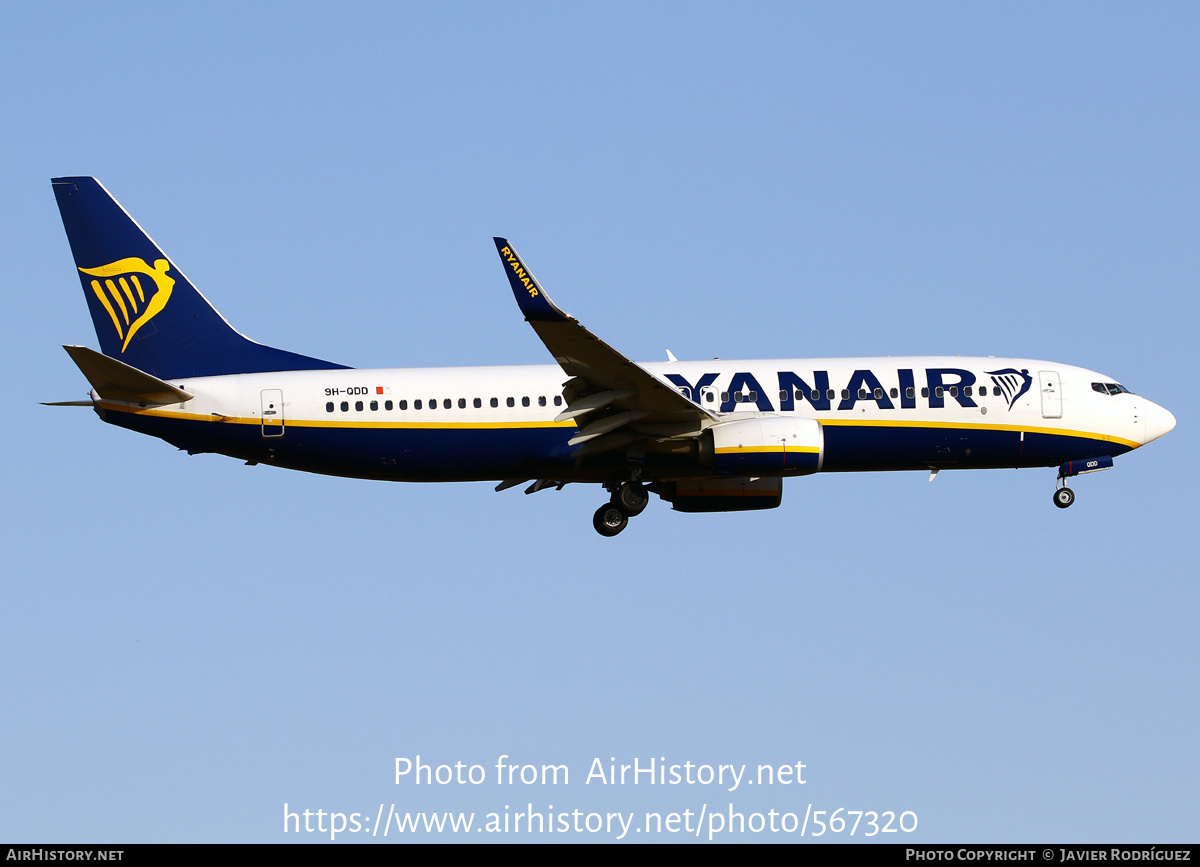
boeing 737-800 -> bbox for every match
[47,177,1176,536]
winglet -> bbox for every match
[493,238,568,322]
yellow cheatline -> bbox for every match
[96,404,1138,449]
[99,404,576,430]
[714,445,820,454]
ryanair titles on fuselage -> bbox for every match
[663,366,1034,414]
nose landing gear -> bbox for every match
[1053,486,1075,509]
[1053,455,1114,509]
[593,481,650,536]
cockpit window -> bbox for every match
[1093,381,1135,396]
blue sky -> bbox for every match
[1,2,1196,842]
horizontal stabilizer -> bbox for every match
[62,345,193,406]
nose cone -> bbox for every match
[1143,401,1177,444]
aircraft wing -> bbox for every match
[494,238,714,454]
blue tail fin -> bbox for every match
[52,177,349,380]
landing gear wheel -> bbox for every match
[613,481,649,516]
[1053,487,1075,509]
[593,504,629,537]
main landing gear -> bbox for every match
[593,481,650,537]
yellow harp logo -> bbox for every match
[79,258,175,352]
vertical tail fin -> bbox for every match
[52,177,348,380]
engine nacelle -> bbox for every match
[656,477,783,512]
[705,415,823,476]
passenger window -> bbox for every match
[935,387,944,398]
[858,388,868,399]
[538,396,546,407]
[340,401,349,412]
[780,390,789,401]
[826,389,835,400]
[444,399,452,409]
[921,387,929,398]
[399,400,408,410]
[355,400,363,411]
[906,387,914,399]
[811,389,819,401]
[507,397,514,407]
[949,386,958,397]
[370,400,378,411]
[326,402,335,413]
[841,389,850,400]
[490,397,498,408]
[414,399,422,410]
[458,398,466,409]
[749,391,757,401]
[721,391,729,402]
[890,388,898,398]
[964,386,973,397]
[554,396,562,406]
[522,396,530,407]
[474,398,481,408]
[874,387,884,399]
[385,400,393,410]
[705,392,715,403]
[734,393,743,403]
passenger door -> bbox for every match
[1038,371,1062,419]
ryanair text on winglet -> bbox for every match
[500,246,540,298]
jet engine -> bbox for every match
[703,415,823,476]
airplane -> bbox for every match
[47,176,1176,536]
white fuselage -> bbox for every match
[94,355,1173,484]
